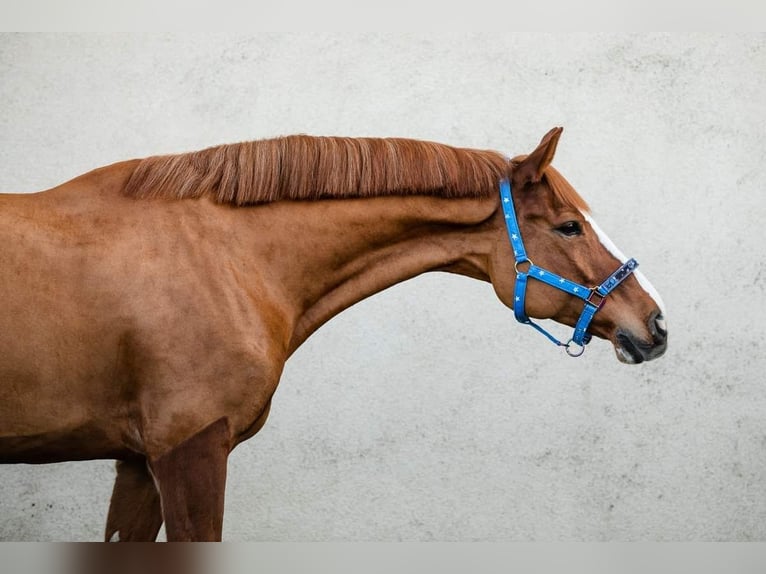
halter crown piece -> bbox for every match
[499,179,639,357]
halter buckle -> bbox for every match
[585,288,606,309]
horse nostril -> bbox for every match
[649,311,667,344]
[655,313,667,336]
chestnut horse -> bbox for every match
[0,127,667,541]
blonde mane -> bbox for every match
[124,135,512,205]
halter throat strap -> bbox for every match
[499,179,638,357]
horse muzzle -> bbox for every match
[614,311,668,364]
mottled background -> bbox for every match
[0,33,764,541]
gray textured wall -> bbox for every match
[0,33,764,541]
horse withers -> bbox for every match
[0,127,667,541]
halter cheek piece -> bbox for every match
[499,179,638,357]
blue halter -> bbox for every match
[499,178,639,357]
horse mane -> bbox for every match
[123,135,513,206]
[510,156,590,213]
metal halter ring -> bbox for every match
[514,258,534,275]
[565,339,586,357]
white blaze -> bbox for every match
[582,211,667,318]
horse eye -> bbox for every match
[556,221,582,237]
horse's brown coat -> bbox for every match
[0,128,666,540]
[105,458,163,542]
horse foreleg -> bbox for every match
[148,417,231,542]
[105,458,163,542]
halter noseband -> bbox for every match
[499,179,638,357]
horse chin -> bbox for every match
[614,341,643,364]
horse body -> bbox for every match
[0,162,270,460]
[0,162,501,542]
[0,128,667,540]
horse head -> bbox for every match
[488,128,667,363]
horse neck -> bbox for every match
[256,195,498,355]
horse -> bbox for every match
[0,127,667,541]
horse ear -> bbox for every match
[513,127,563,188]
